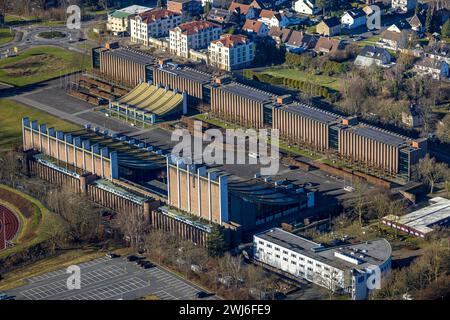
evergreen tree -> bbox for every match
[206,224,226,257]
[442,19,450,38]
[425,7,435,34]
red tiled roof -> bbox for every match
[243,19,265,33]
[211,34,250,48]
[175,20,221,35]
[229,2,253,15]
[136,9,179,24]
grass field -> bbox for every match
[262,68,342,91]
[5,14,64,27]
[0,46,89,86]
[0,184,50,260]
[0,27,14,45]
[0,99,80,150]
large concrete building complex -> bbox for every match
[90,46,427,179]
[169,20,222,58]
[22,117,317,247]
[106,5,152,35]
[254,228,392,300]
[152,62,212,107]
[208,34,255,71]
[130,9,182,45]
[92,46,155,87]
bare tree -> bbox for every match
[115,208,147,250]
[417,155,448,194]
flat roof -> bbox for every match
[349,125,407,147]
[218,82,275,103]
[106,47,155,66]
[158,66,212,84]
[68,128,166,170]
[384,197,450,234]
[113,5,152,15]
[280,103,341,124]
[255,228,391,271]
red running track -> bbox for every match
[0,205,19,251]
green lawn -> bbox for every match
[0,46,89,86]
[0,27,14,45]
[5,14,64,27]
[262,68,342,91]
[0,99,80,150]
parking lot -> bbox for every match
[6,256,216,300]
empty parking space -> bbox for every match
[7,256,217,300]
[64,277,149,300]
[21,265,127,300]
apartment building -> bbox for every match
[168,0,203,20]
[254,228,392,300]
[106,5,152,35]
[169,20,222,58]
[209,34,255,71]
[130,9,182,45]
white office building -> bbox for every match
[254,228,392,300]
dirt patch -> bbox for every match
[2,54,66,77]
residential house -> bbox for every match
[316,17,341,36]
[130,9,182,45]
[402,105,424,128]
[207,8,234,25]
[209,34,255,70]
[314,37,345,54]
[341,9,367,29]
[268,26,293,45]
[414,57,449,80]
[391,0,417,13]
[169,20,222,58]
[242,19,270,37]
[293,0,320,15]
[424,43,450,64]
[408,13,426,33]
[379,29,413,50]
[285,30,318,53]
[228,2,259,19]
[106,5,152,35]
[387,20,411,33]
[268,27,317,52]
[167,0,203,20]
[258,9,290,28]
[354,45,392,68]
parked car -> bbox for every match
[196,291,209,299]
[127,255,143,262]
[106,252,120,259]
[0,293,13,300]
[142,261,155,269]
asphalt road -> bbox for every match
[6,256,217,300]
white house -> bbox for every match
[341,9,367,29]
[392,0,417,13]
[242,19,270,37]
[209,34,255,71]
[354,45,392,68]
[257,9,290,28]
[253,228,392,300]
[293,0,319,15]
[414,57,449,80]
